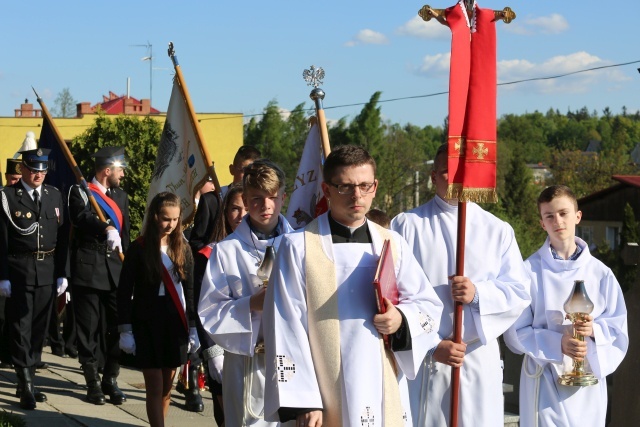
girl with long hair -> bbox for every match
[117,192,199,427]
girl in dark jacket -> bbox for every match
[117,192,198,427]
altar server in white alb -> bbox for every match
[391,143,531,427]
[263,145,443,427]
[198,159,294,427]
[504,185,628,427]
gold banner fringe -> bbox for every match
[446,184,463,200]
[446,185,497,204]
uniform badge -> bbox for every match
[15,211,21,217]
[26,212,32,219]
[36,149,43,156]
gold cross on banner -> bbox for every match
[472,143,489,159]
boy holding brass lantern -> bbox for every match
[505,185,628,427]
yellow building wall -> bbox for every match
[0,113,243,187]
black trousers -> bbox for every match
[73,285,120,368]
[6,284,54,368]
[0,296,12,363]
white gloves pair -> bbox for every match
[188,327,200,354]
[119,331,136,355]
[0,278,67,298]
[119,327,199,356]
[106,229,122,252]
[208,355,224,383]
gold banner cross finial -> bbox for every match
[419,4,516,25]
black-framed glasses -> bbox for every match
[329,181,377,195]
[24,166,48,175]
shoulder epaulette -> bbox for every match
[43,184,61,193]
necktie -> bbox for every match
[33,189,40,212]
[106,188,112,199]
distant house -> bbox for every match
[526,163,552,186]
[76,91,161,117]
[578,175,640,250]
[13,93,160,119]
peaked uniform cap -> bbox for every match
[91,146,127,168]
[20,148,50,171]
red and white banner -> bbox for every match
[286,120,328,229]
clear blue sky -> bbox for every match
[1,1,637,128]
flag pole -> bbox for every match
[167,42,222,198]
[304,65,331,158]
[32,87,125,262]
[418,4,515,426]
[449,200,466,426]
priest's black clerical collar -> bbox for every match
[328,213,372,244]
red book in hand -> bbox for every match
[373,239,399,348]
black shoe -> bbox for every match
[15,368,36,410]
[65,348,78,359]
[52,348,67,358]
[82,363,106,405]
[184,390,204,412]
[34,388,47,402]
[86,383,106,405]
[35,362,49,370]
[101,377,126,405]
[20,391,36,410]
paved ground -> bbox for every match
[0,349,218,426]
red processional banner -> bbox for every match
[445,2,498,203]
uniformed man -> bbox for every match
[0,158,24,369]
[68,146,130,406]
[0,148,69,410]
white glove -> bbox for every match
[208,355,224,383]
[188,327,200,354]
[65,292,71,303]
[106,229,122,252]
[0,280,11,298]
[119,331,136,355]
[56,278,68,296]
